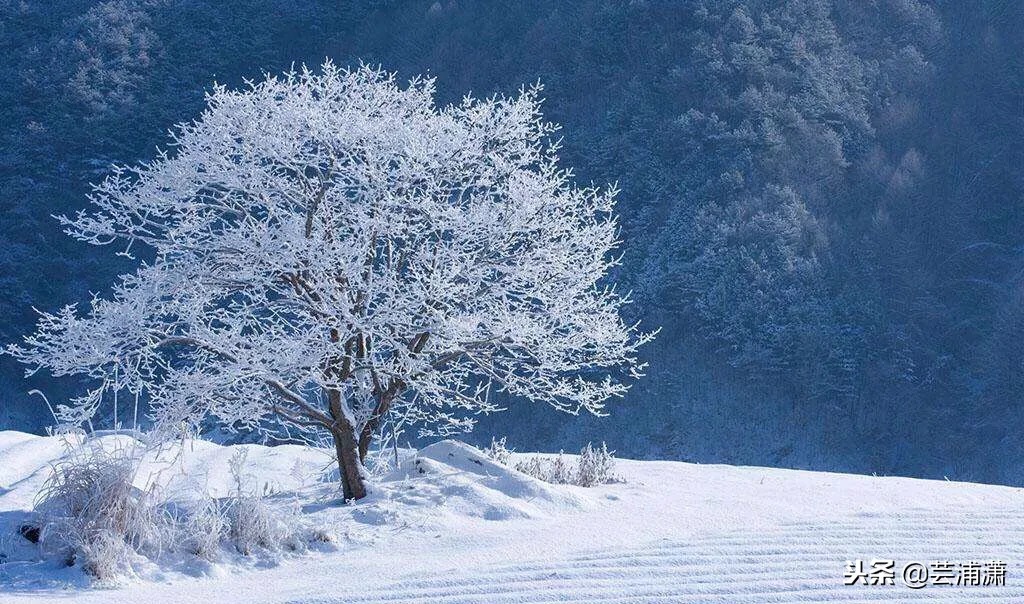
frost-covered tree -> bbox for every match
[6,62,652,500]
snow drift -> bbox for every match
[2,431,1023,602]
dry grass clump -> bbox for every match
[485,439,620,486]
[32,443,307,580]
[34,442,169,579]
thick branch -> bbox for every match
[266,378,334,426]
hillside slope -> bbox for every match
[0,432,1021,602]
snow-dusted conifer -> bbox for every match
[6,61,652,499]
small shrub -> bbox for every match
[226,496,297,555]
[483,437,513,465]
[75,528,134,580]
[180,499,229,561]
[576,442,618,487]
[515,452,574,484]
[225,449,301,555]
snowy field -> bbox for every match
[1,431,1022,603]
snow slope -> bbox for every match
[1,431,1022,603]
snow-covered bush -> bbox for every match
[575,442,618,487]
[30,443,315,579]
[515,453,574,485]
[224,449,301,555]
[72,527,135,580]
[172,466,303,561]
[225,496,298,556]
[491,441,619,487]
[484,437,513,466]
[178,499,229,561]
[34,443,169,579]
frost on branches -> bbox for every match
[6,62,653,500]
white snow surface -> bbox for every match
[0,430,1022,603]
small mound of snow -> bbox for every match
[386,440,591,521]
[0,432,86,511]
[139,440,333,501]
[0,430,41,451]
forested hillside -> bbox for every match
[2,0,1022,485]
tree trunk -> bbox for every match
[327,389,367,500]
[358,390,396,462]
[331,423,367,500]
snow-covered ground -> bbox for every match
[1,430,1022,603]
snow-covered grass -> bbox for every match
[487,438,620,486]
[33,441,170,580]
[15,437,319,583]
[221,449,303,556]
[2,430,1023,602]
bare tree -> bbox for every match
[6,62,653,500]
